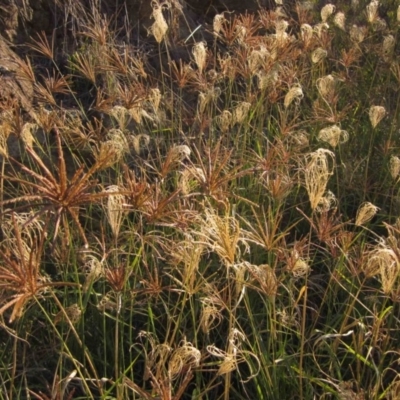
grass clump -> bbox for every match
[2,0,400,398]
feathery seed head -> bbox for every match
[300,24,314,47]
[213,13,226,36]
[149,2,169,43]
[232,102,251,125]
[334,12,346,30]
[355,202,379,226]
[317,125,349,148]
[369,105,386,128]
[321,4,335,22]
[390,156,400,180]
[21,123,38,148]
[105,185,125,237]
[192,41,207,74]
[316,74,337,99]
[312,48,328,64]
[303,148,335,210]
[366,1,379,24]
[350,25,366,43]
[284,84,303,108]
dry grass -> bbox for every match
[1,1,400,399]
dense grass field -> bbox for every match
[1,0,400,398]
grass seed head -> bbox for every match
[213,13,226,36]
[300,24,314,47]
[105,185,125,238]
[150,2,169,43]
[192,41,207,74]
[369,105,386,128]
[168,340,201,379]
[350,25,366,43]
[284,84,303,108]
[334,12,346,30]
[303,148,335,210]
[316,74,337,99]
[366,1,379,24]
[232,102,251,125]
[21,123,38,148]
[317,125,349,148]
[355,202,379,226]
[312,48,328,64]
[390,156,400,179]
[321,4,335,23]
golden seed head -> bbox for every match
[0,126,9,158]
[317,125,349,148]
[316,74,337,99]
[321,4,335,22]
[397,5,400,23]
[150,3,168,43]
[213,13,226,36]
[149,88,162,112]
[383,35,395,60]
[168,340,201,380]
[366,0,379,24]
[333,12,346,30]
[291,258,311,278]
[110,105,130,129]
[314,23,329,39]
[390,156,400,179]
[311,47,328,64]
[350,25,366,43]
[192,41,207,74]
[105,185,125,238]
[284,84,303,108]
[316,190,337,213]
[300,23,314,46]
[21,123,38,148]
[131,133,150,155]
[369,105,386,128]
[216,110,232,132]
[232,102,251,125]
[355,202,379,226]
[303,148,335,210]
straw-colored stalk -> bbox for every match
[369,105,386,128]
[303,148,335,210]
[105,185,125,237]
[0,127,8,158]
[355,202,379,226]
[317,125,349,148]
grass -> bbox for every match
[1,0,400,398]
